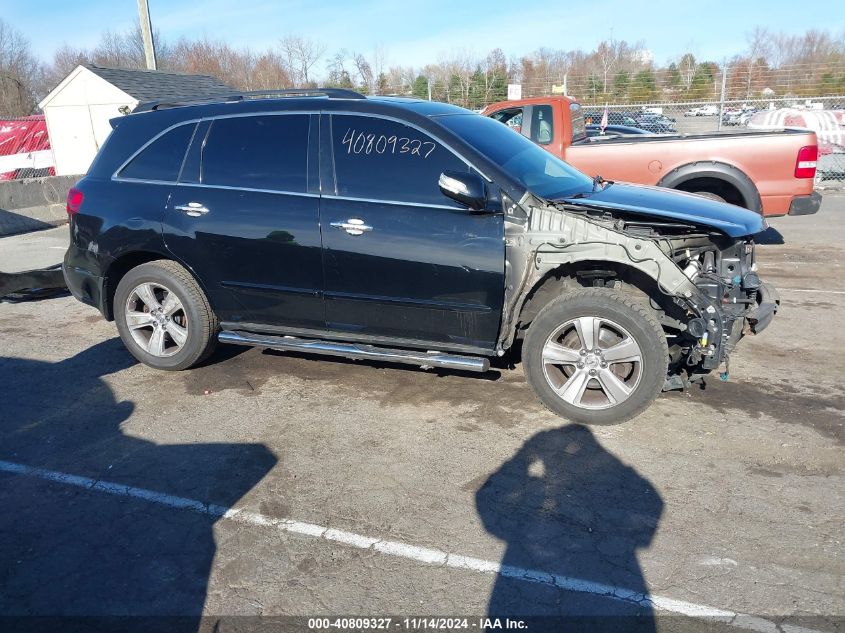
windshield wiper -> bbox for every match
[566,175,610,199]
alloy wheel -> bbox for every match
[124,282,189,357]
[541,315,643,410]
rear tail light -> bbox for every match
[66,187,84,215]
[794,145,818,179]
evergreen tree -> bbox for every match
[411,75,429,100]
[612,71,630,100]
[630,69,658,101]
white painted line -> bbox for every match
[0,459,822,633]
[779,288,845,295]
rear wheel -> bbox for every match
[523,288,668,424]
[114,260,218,370]
[692,191,726,203]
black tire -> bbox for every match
[114,260,218,370]
[692,191,726,203]
[523,288,668,425]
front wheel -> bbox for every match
[523,288,668,424]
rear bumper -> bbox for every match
[788,191,822,216]
[63,259,108,318]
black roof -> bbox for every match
[85,64,233,103]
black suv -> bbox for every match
[65,89,778,424]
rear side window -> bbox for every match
[331,115,467,206]
[201,115,309,192]
[119,123,196,181]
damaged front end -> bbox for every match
[498,186,778,383]
[659,230,779,377]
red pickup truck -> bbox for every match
[481,96,821,217]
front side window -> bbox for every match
[119,123,196,181]
[201,115,309,192]
[331,115,468,206]
[438,114,593,200]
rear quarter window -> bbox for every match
[119,123,197,181]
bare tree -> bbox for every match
[678,53,697,91]
[0,19,42,116]
[36,45,89,98]
[280,35,325,87]
[595,40,619,94]
[352,51,374,92]
[249,52,291,90]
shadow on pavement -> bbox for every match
[0,338,277,630]
[476,425,663,632]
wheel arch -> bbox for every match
[657,161,762,212]
[102,250,206,321]
[515,260,676,338]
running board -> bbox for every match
[218,330,490,373]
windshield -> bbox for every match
[437,114,593,200]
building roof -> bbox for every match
[83,64,233,102]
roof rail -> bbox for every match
[133,88,367,113]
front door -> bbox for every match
[320,114,505,352]
[164,113,324,330]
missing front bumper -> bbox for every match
[745,282,780,334]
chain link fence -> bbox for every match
[578,96,845,187]
[3,94,843,188]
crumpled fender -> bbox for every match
[498,200,708,350]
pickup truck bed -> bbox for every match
[483,96,821,217]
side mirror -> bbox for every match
[438,171,487,211]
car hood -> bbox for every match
[559,182,766,238]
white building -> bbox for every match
[38,64,232,176]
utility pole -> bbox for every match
[718,60,728,131]
[427,77,432,101]
[137,0,157,70]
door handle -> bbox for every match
[174,202,210,217]
[330,218,372,236]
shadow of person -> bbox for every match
[0,338,277,631]
[476,425,663,632]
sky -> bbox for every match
[5,0,844,71]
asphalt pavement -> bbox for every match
[0,197,842,632]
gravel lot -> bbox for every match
[0,196,843,632]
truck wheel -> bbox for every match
[692,191,726,203]
[523,288,668,424]
[114,260,218,371]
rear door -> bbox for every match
[163,113,324,329]
[320,113,504,352]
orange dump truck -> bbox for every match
[482,96,821,217]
